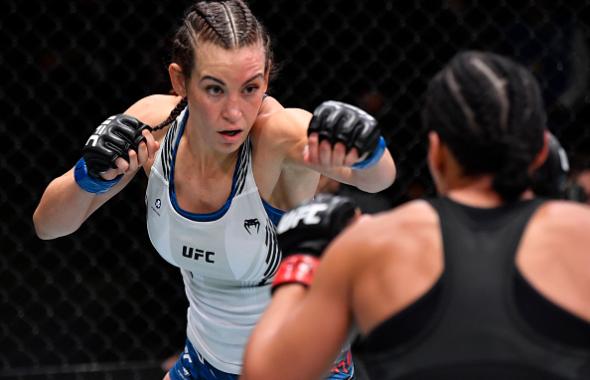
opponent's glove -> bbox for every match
[271,194,357,293]
[308,100,384,167]
[82,114,151,178]
[531,132,569,198]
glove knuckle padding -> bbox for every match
[334,112,357,148]
[277,194,357,257]
[82,114,150,177]
[353,120,380,156]
[308,100,380,155]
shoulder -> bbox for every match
[124,94,184,141]
[315,200,442,305]
[532,200,590,237]
[252,96,312,149]
[125,94,182,124]
[326,199,440,263]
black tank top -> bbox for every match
[355,197,590,380]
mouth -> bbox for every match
[219,131,241,136]
[218,129,244,144]
[219,130,242,137]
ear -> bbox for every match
[168,63,187,97]
[529,130,550,172]
[427,131,445,193]
[427,131,442,172]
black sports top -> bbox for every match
[355,197,590,380]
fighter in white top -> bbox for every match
[32,1,396,379]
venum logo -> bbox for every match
[244,218,260,234]
[182,245,215,264]
[150,198,162,216]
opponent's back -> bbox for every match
[352,197,590,380]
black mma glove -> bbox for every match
[531,132,569,198]
[309,100,382,165]
[82,114,151,178]
[271,194,357,293]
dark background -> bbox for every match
[1,0,590,379]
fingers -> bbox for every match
[99,165,125,181]
[344,148,359,167]
[330,142,346,167]
[305,133,356,168]
[105,130,159,181]
[115,155,131,172]
[137,129,160,165]
[109,150,135,177]
[319,139,332,167]
[306,133,320,164]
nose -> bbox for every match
[222,96,242,123]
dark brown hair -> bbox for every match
[152,0,274,131]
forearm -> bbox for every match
[242,285,311,380]
[349,149,396,192]
[243,283,350,380]
[322,150,396,193]
[33,168,129,239]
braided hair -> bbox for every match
[152,0,275,132]
[422,51,546,201]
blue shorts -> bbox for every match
[168,339,355,380]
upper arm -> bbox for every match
[253,107,319,207]
[255,107,312,167]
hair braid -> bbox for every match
[151,97,188,132]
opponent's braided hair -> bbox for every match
[422,51,546,201]
[152,0,275,132]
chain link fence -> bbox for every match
[2,0,590,379]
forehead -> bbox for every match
[194,42,266,80]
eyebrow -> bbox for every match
[200,73,264,86]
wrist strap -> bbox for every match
[74,157,122,194]
[271,254,320,294]
[352,136,386,170]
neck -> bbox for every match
[444,176,503,207]
[443,176,533,207]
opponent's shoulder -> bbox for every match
[533,199,590,237]
[124,94,183,127]
[330,199,439,258]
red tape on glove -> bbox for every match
[271,254,320,294]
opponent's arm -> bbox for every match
[33,114,158,240]
[241,195,359,380]
[283,101,396,193]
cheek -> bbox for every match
[244,102,260,122]
[189,106,217,134]
[190,93,218,119]
[244,96,264,120]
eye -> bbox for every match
[243,84,260,95]
[206,85,223,96]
